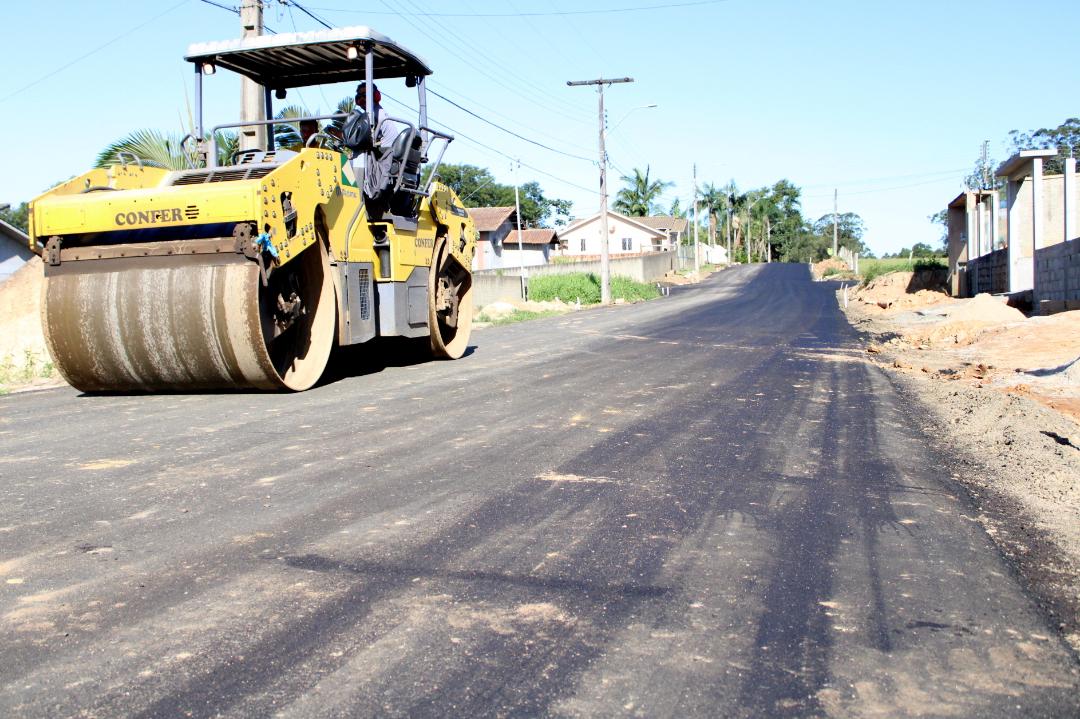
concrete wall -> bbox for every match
[472,273,528,307]
[968,248,1009,295]
[472,252,676,305]
[1034,238,1080,307]
[511,252,675,282]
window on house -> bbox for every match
[621,238,632,251]
[580,238,586,252]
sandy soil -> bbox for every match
[0,257,64,392]
[840,271,1080,652]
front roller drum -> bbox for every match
[42,241,335,392]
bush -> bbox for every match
[860,256,945,283]
[529,273,660,304]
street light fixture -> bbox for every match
[609,103,658,133]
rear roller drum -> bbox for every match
[428,234,473,359]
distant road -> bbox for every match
[2,264,1077,717]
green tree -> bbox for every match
[700,183,725,246]
[432,163,571,228]
[1008,117,1080,175]
[811,212,868,255]
[668,197,685,219]
[0,202,29,233]
[613,166,673,216]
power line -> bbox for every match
[329,0,594,125]
[800,167,969,191]
[0,0,189,104]
[197,0,280,33]
[275,0,599,169]
[427,88,594,163]
[803,174,964,199]
[381,92,600,195]
[305,0,732,18]
[427,82,595,154]
[280,0,333,28]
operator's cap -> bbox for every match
[355,82,381,103]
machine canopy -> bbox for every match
[185,26,432,89]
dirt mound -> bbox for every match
[944,293,1026,324]
[811,257,849,280]
[0,257,51,372]
[475,297,575,322]
[900,294,1027,346]
[852,270,950,312]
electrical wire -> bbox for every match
[305,0,733,18]
[0,0,190,104]
[427,81,596,154]
[804,174,964,199]
[380,91,600,195]
[350,0,595,125]
[427,89,594,163]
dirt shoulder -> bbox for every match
[839,272,1080,653]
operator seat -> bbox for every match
[387,128,424,218]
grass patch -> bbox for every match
[860,256,946,283]
[0,350,55,392]
[528,273,660,304]
[677,263,716,277]
[476,309,561,325]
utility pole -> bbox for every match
[513,160,526,300]
[568,76,633,305]
[239,1,267,151]
[833,188,839,257]
[693,164,700,275]
[981,140,990,189]
[726,203,732,265]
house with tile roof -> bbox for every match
[0,218,35,285]
[467,206,561,271]
[633,216,687,250]
[558,210,670,259]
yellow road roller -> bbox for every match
[29,26,475,392]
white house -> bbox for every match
[633,216,687,250]
[467,206,561,271]
[558,210,669,258]
[0,218,35,285]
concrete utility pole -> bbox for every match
[568,76,633,305]
[981,140,991,189]
[513,160,526,300]
[833,188,839,257]
[726,205,732,265]
[239,0,267,151]
[692,164,700,274]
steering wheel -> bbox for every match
[306,132,345,153]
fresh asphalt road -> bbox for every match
[1,264,1077,718]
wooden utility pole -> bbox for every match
[567,76,633,305]
[239,1,266,151]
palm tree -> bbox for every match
[94,129,238,170]
[613,166,673,216]
[700,183,725,246]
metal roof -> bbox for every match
[185,26,432,89]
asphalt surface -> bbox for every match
[1,264,1077,718]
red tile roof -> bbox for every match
[501,228,559,246]
[467,206,516,232]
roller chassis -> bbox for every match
[28,26,477,392]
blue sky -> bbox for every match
[2,0,1078,256]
